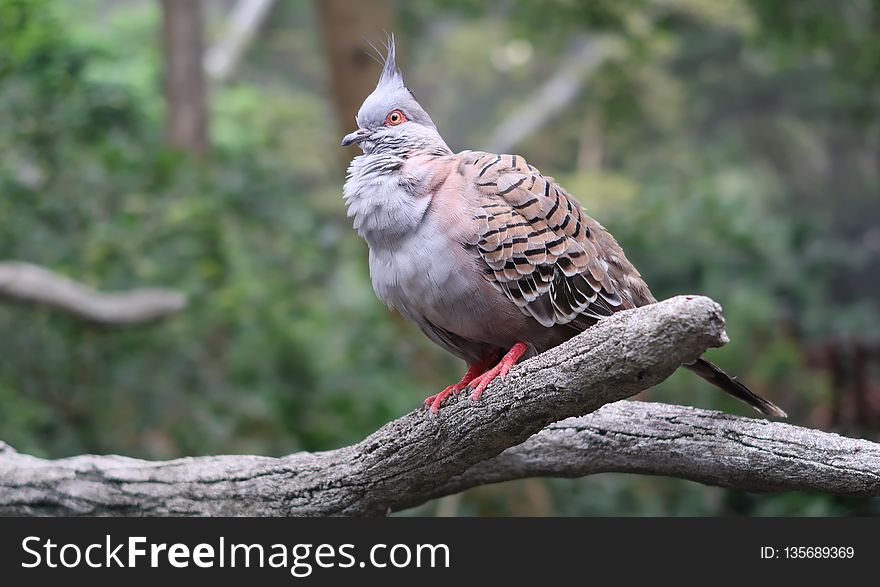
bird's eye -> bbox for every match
[385,109,407,126]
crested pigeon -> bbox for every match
[341,37,786,418]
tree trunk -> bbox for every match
[161,0,209,156]
[315,0,394,159]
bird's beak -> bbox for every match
[341,128,372,147]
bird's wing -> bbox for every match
[458,151,653,329]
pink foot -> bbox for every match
[468,342,528,401]
[424,352,495,413]
[424,384,461,413]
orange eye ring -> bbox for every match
[385,109,407,126]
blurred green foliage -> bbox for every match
[1,0,878,515]
[0,0,442,459]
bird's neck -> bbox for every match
[343,152,434,249]
[370,127,452,158]
[416,129,453,157]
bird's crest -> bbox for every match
[365,33,406,92]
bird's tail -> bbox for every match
[685,358,787,418]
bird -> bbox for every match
[340,36,786,419]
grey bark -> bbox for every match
[0,262,186,325]
[433,401,880,503]
[2,296,874,516]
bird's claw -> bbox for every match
[423,384,460,414]
[467,365,502,402]
[425,343,527,413]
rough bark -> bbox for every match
[3,296,873,517]
[0,261,186,324]
[161,0,209,155]
[432,401,880,504]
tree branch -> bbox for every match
[0,262,186,325]
[204,0,276,82]
[431,401,880,504]
[3,295,872,517]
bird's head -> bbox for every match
[341,35,449,156]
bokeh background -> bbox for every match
[2,0,879,516]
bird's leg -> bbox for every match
[424,352,496,413]
[467,342,529,402]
